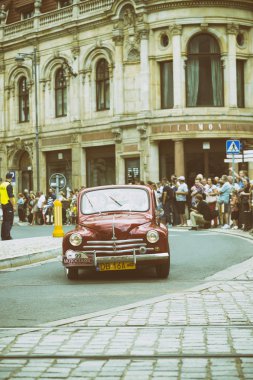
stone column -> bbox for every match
[139,27,150,113]
[147,141,159,183]
[112,34,124,115]
[72,0,80,18]
[248,162,253,181]
[112,128,123,184]
[227,23,238,108]
[69,74,79,121]
[174,139,185,176]
[83,69,92,119]
[71,137,84,189]
[171,25,182,108]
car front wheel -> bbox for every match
[156,258,170,279]
[66,267,78,280]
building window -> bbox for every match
[186,34,223,107]
[21,8,34,19]
[58,0,72,7]
[160,33,169,47]
[237,60,245,108]
[160,61,174,109]
[55,68,67,117]
[96,59,110,111]
[18,77,29,123]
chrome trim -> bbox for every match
[87,239,143,244]
[95,252,169,264]
[79,248,154,255]
[83,243,147,249]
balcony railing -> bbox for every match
[4,19,34,37]
[2,0,114,39]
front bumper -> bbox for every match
[63,249,169,267]
[94,252,169,265]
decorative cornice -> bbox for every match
[148,0,253,12]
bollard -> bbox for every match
[53,199,64,237]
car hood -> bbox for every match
[79,213,153,239]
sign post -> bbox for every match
[49,173,66,198]
[226,140,240,185]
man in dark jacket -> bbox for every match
[0,172,16,240]
[189,194,211,230]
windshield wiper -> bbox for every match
[107,195,123,207]
[84,193,101,214]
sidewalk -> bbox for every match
[0,228,253,379]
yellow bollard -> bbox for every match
[53,199,65,237]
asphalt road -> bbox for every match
[1,228,253,328]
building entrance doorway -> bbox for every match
[86,145,115,187]
[19,151,33,191]
[185,139,227,186]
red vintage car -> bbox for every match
[62,185,170,280]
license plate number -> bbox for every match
[98,262,136,271]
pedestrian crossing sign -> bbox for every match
[226,140,240,154]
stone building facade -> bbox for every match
[0,0,253,192]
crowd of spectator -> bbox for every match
[147,169,253,232]
[14,188,79,226]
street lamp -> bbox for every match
[15,48,40,192]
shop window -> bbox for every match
[18,76,29,123]
[237,60,245,108]
[186,34,224,107]
[55,68,67,117]
[96,59,110,111]
[160,61,174,109]
[125,158,140,184]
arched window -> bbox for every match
[96,59,110,111]
[18,76,29,122]
[55,68,67,117]
[186,34,223,107]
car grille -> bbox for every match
[82,238,154,255]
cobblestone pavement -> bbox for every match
[0,230,253,379]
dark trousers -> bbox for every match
[1,205,14,240]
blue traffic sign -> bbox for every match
[226,140,240,155]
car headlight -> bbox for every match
[69,233,82,246]
[147,230,159,243]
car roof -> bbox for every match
[80,185,152,194]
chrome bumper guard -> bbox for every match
[93,250,169,266]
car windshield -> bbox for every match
[81,187,150,215]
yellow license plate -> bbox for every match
[98,262,136,271]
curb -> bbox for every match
[0,248,61,270]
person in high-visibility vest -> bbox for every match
[0,173,16,240]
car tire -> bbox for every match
[156,258,170,279]
[66,267,78,280]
